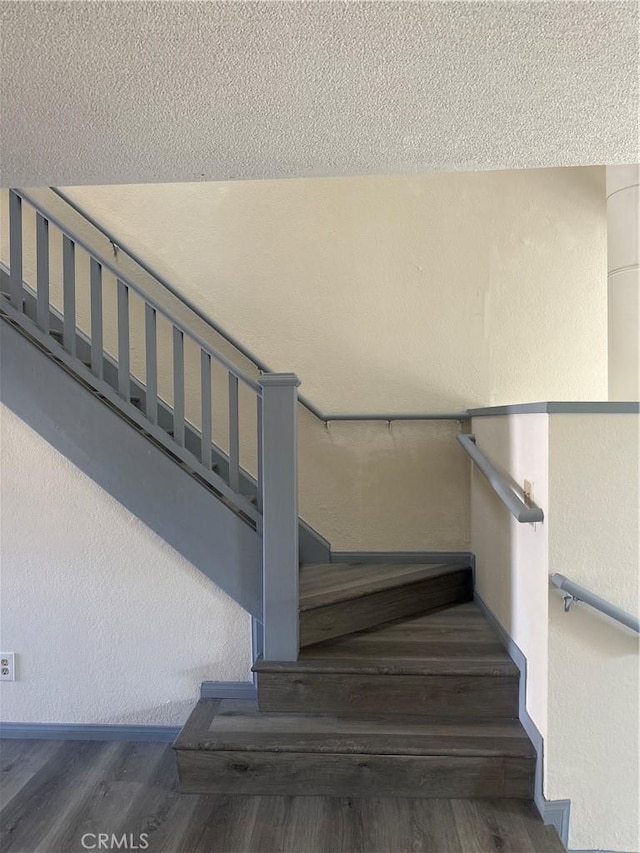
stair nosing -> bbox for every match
[176,742,535,758]
[174,699,535,758]
[252,659,519,677]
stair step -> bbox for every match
[255,602,519,717]
[174,698,534,797]
[298,561,473,646]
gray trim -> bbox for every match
[323,412,469,421]
[469,401,639,416]
[474,592,570,848]
[199,681,257,700]
[0,268,330,564]
[0,723,180,742]
[329,551,474,565]
[1,318,263,617]
[457,434,544,523]
[251,616,264,662]
[251,616,264,687]
[1,291,261,525]
[259,374,301,661]
[551,574,639,634]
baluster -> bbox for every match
[117,279,130,401]
[8,191,23,309]
[173,326,185,446]
[256,395,263,512]
[201,350,212,469]
[90,259,103,379]
[62,235,76,356]
[228,373,240,492]
[145,304,157,424]
[36,213,49,333]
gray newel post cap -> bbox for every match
[258,372,301,388]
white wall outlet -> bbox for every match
[1,653,15,681]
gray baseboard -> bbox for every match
[330,550,474,565]
[199,681,257,700]
[474,591,571,848]
[0,722,180,742]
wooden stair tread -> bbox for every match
[299,561,469,611]
[175,698,535,759]
[256,602,518,676]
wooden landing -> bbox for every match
[299,561,473,645]
[174,698,535,799]
[1,739,564,852]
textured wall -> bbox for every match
[298,412,470,552]
[471,414,550,738]
[62,167,608,414]
[0,405,252,726]
[3,166,606,551]
[471,412,639,852]
[547,414,639,852]
[1,2,638,186]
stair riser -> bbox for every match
[300,569,473,646]
[176,750,534,799]
[257,672,519,718]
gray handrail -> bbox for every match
[4,188,306,660]
[13,188,261,393]
[550,574,640,634]
[50,188,470,425]
[456,433,544,523]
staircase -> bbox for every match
[1,186,536,804]
[175,572,535,798]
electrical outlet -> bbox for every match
[1,653,15,681]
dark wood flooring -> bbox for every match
[0,739,564,852]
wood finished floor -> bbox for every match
[0,739,564,853]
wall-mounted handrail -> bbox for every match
[550,574,639,634]
[456,433,544,523]
[50,188,470,425]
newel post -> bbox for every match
[258,372,301,661]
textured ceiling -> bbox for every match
[1,1,638,187]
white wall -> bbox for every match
[0,405,252,726]
[472,412,639,852]
[471,414,550,738]
[547,414,639,852]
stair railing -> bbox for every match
[456,433,544,523]
[50,188,470,426]
[550,573,639,634]
[2,187,301,661]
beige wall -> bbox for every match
[472,412,639,852]
[61,166,608,413]
[547,414,639,852]
[0,405,252,726]
[1,185,472,551]
[0,168,608,550]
